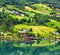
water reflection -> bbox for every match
[0,42,60,55]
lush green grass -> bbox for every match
[56,12,60,14]
[14,24,56,35]
[0,7,8,13]
[25,4,53,15]
[47,45,60,51]
[46,19,60,28]
[9,14,23,20]
[6,5,19,10]
[31,4,52,11]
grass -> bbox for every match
[56,12,60,14]
[0,7,8,12]
[13,42,55,47]
[14,24,56,35]
[47,45,60,51]
[46,19,60,28]
[31,4,52,11]
[6,5,18,10]
[9,14,23,21]
[25,4,53,15]
[24,11,35,17]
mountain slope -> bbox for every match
[0,2,60,36]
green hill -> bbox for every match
[14,24,56,36]
[0,0,60,48]
[0,2,60,36]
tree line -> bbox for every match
[0,0,60,8]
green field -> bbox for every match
[25,4,53,15]
[46,19,60,28]
[14,24,56,36]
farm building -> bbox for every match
[8,11,19,15]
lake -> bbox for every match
[0,42,60,55]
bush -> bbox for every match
[26,32,35,37]
[57,28,60,33]
[29,28,33,32]
[37,33,40,37]
[34,13,49,25]
[27,19,31,23]
[19,19,27,24]
[50,12,56,15]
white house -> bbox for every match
[8,11,19,15]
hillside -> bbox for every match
[0,3,60,34]
[0,0,60,50]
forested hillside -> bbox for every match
[0,0,60,8]
[0,0,60,48]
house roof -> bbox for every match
[18,31,26,33]
[8,11,19,15]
